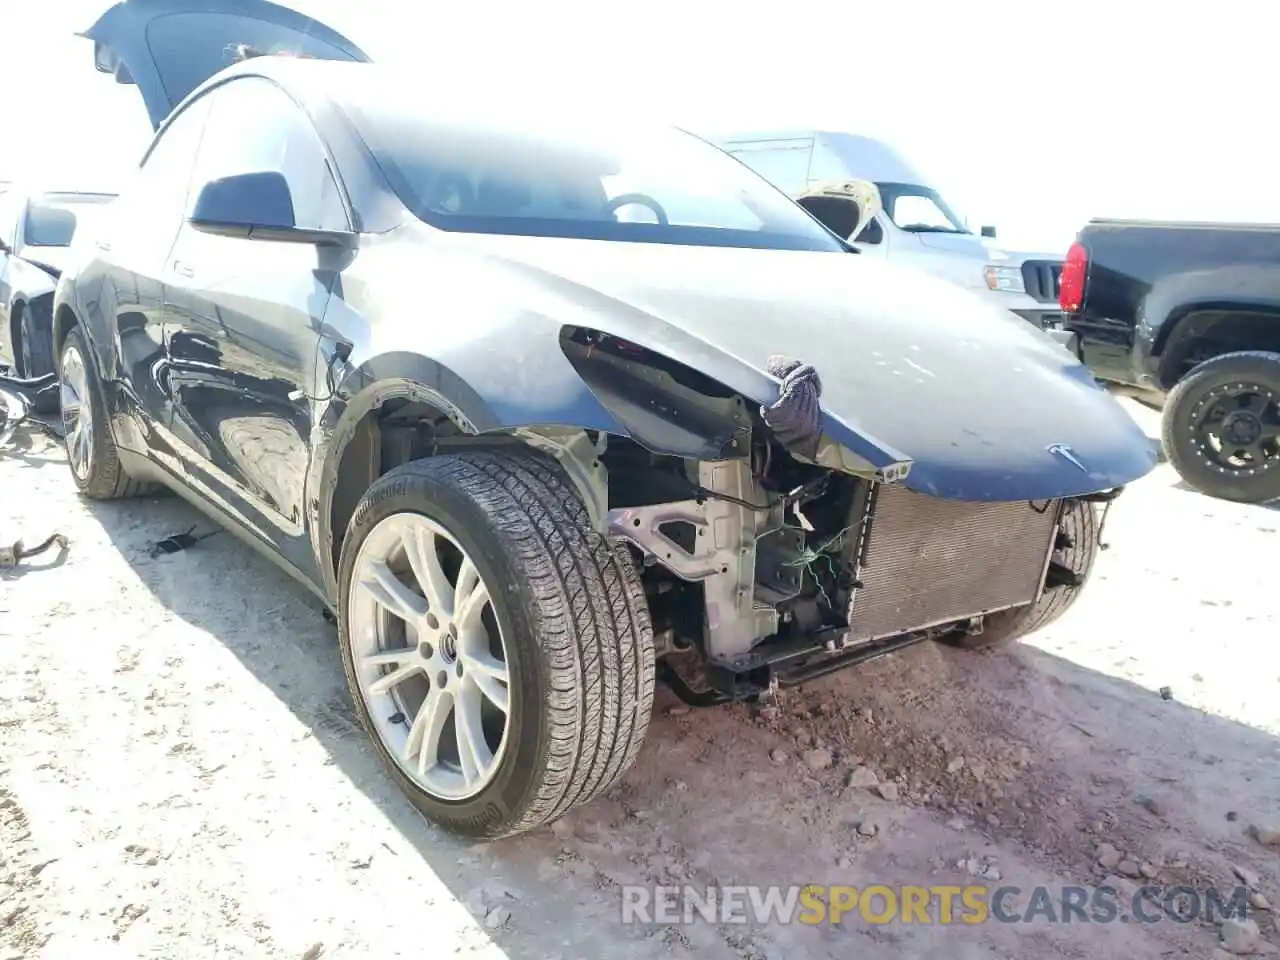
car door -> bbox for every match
[82,0,370,131]
[0,192,21,366]
[79,95,213,465]
[161,75,349,568]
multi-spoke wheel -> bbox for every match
[57,327,154,499]
[337,450,655,839]
[1163,351,1280,504]
[350,514,512,801]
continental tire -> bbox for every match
[945,498,1099,650]
[337,449,655,839]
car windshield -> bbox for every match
[876,182,969,234]
[23,194,115,247]
[337,88,846,252]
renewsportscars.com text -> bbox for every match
[620,883,1252,926]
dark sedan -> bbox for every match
[0,187,116,376]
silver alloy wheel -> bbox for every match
[60,343,93,481]
[348,513,512,801]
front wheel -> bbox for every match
[945,497,1099,651]
[1161,350,1280,504]
[337,450,655,839]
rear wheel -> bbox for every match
[58,327,154,499]
[1161,351,1280,504]
[945,498,1099,650]
[337,449,655,839]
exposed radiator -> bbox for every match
[844,485,1060,644]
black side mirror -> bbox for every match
[981,225,997,239]
[189,171,353,246]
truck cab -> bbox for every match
[706,130,1066,330]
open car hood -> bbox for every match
[81,0,370,130]
[452,233,1158,501]
[796,180,882,243]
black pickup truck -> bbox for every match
[1058,219,1280,504]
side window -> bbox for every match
[725,142,812,196]
[190,78,347,232]
[124,96,213,219]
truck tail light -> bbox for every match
[1059,241,1088,313]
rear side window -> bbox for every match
[23,203,79,247]
[22,195,117,248]
[144,12,358,109]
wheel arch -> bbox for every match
[314,369,503,601]
[1155,303,1280,389]
[313,336,762,600]
[52,300,82,357]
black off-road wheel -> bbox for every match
[18,301,54,378]
[337,450,655,840]
[945,498,1099,650]
[57,327,156,499]
[1161,351,1280,504]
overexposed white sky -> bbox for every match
[2,0,1276,253]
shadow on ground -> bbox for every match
[51,465,1279,960]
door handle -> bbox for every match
[95,238,112,252]
[171,260,195,278]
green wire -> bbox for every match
[779,523,856,609]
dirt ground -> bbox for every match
[2,399,1278,960]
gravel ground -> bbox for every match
[2,399,1278,960]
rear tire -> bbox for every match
[337,449,655,839]
[945,498,1099,650]
[18,301,54,378]
[57,327,156,499]
[1161,351,1280,504]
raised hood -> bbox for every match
[81,0,369,130]
[449,233,1157,501]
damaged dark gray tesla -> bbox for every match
[56,0,1158,838]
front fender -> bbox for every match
[307,346,639,600]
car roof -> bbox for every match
[0,185,117,203]
[180,57,641,139]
